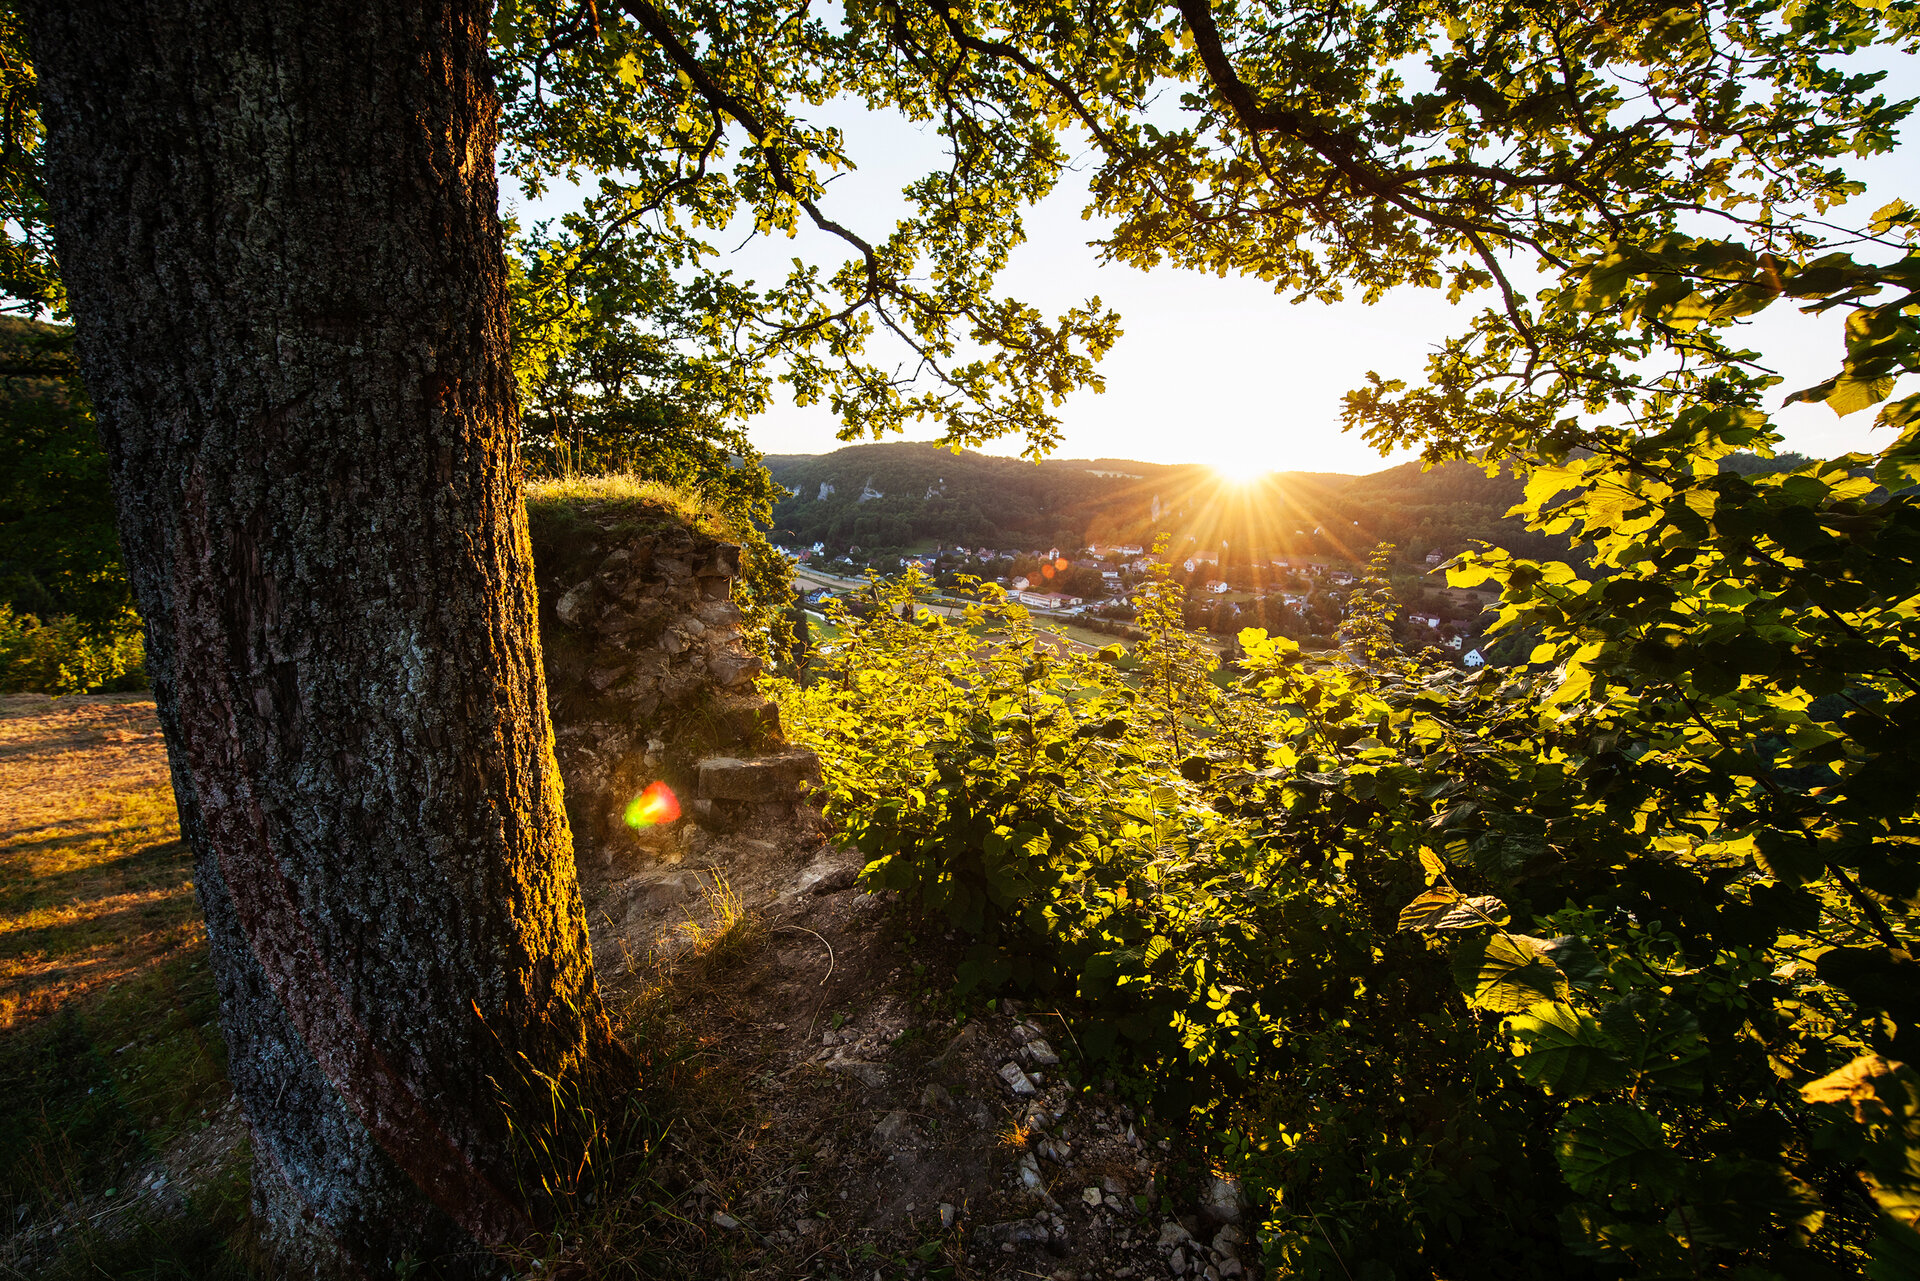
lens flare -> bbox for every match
[623,781,681,829]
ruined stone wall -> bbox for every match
[527,494,818,868]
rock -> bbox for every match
[1022,1037,1062,1067]
[555,583,596,627]
[1019,1153,1044,1189]
[697,750,821,802]
[586,664,629,692]
[695,545,741,579]
[711,1211,742,1231]
[999,1062,1038,1096]
[873,1110,910,1146]
[625,872,700,920]
[977,1217,1050,1248]
[1199,1174,1247,1225]
[1082,1187,1104,1208]
[797,854,860,895]
[939,1202,957,1228]
[1158,1221,1193,1249]
[708,645,763,688]
[823,1058,889,1089]
[714,693,779,744]
[1218,1261,1243,1279]
[1169,1246,1188,1275]
[920,1083,952,1109]
[794,1217,820,1236]
[601,600,668,635]
[1211,1226,1244,1259]
[696,599,744,627]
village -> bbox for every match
[775,538,1499,665]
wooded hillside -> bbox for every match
[767,442,1560,566]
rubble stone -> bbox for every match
[530,498,818,865]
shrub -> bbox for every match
[0,605,145,695]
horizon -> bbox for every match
[758,437,1428,481]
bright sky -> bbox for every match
[510,56,1920,478]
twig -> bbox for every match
[772,924,836,986]
[1031,1010,1083,1059]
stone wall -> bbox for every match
[527,493,819,867]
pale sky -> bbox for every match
[511,56,1920,477]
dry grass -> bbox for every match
[525,473,750,544]
[673,871,762,961]
[0,694,199,1029]
[0,693,241,1275]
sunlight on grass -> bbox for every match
[0,696,200,1030]
[674,871,760,961]
[0,694,241,1266]
[525,472,752,545]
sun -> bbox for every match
[1210,457,1272,485]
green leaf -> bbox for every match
[1461,934,1572,1013]
[1533,936,1608,990]
[1556,1104,1682,1199]
[1868,1217,1920,1281]
[1682,1158,1826,1249]
[1598,995,1707,1095]
[1508,1002,1629,1097]
[1399,887,1509,931]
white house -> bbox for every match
[1205,580,1230,594]
[1016,590,1083,610]
[1463,649,1486,667]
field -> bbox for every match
[0,694,246,1276]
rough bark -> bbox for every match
[23,1,617,1272]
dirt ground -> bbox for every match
[571,811,1250,1280]
[0,697,1254,1280]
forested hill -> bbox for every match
[765,441,1559,567]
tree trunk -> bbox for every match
[23,1,618,1272]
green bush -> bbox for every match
[778,470,1919,1279]
[0,605,146,695]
